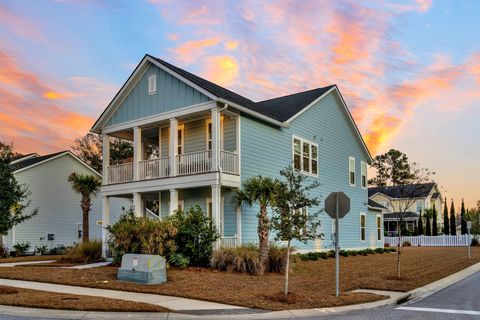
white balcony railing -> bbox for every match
[139,157,170,180]
[176,150,212,176]
[220,150,238,174]
[107,162,133,184]
[220,236,238,248]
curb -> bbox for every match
[0,261,479,319]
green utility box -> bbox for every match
[117,254,166,284]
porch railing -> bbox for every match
[107,162,133,184]
[139,157,170,180]
[220,150,238,174]
[220,236,238,248]
[176,150,212,176]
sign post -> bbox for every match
[325,192,350,297]
[467,221,472,260]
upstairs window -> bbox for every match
[349,157,356,186]
[292,136,318,176]
[148,74,157,95]
[416,200,424,213]
[361,161,367,189]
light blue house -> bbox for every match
[92,55,384,256]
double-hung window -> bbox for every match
[349,157,356,186]
[148,74,156,95]
[293,136,318,175]
[361,161,367,189]
[360,213,366,241]
[206,119,212,150]
[416,200,424,213]
[376,215,382,241]
[177,124,184,155]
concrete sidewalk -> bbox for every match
[0,260,56,267]
[0,278,246,312]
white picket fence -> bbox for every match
[385,235,472,247]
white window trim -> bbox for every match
[178,124,185,155]
[349,156,356,187]
[291,135,318,177]
[376,214,382,241]
[416,200,424,213]
[361,161,367,189]
[206,119,212,151]
[148,74,157,95]
[360,212,366,242]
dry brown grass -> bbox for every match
[0,285,167,312]
[0,247,477,310]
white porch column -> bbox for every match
[158,127,162,158]
[133,192,142,217]
[169,189,178,215]
[101,196,110,258]
[211,184,222,235]
[133,126,142,180]
[102,134,110,183]
[169,118,178,176]
[235,115,240,174]
[211,108,221,172]
[236,206,242,245]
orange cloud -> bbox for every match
[202,56,239,87]
[0,51,94,154]
[169,37,221,63]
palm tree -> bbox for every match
[234,176,279,270]
[68,173,102,242]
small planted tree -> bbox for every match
[450,200,456,236]
[68,173,102,241]
[432,205,438,236]
[234,176,280,271]
[443,199,450,235]
[369,149,434,278]
[0,142,38,244]
[270,166,322,297]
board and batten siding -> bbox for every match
[107,64,211,127]
[240,91,379,251]
[4,154,129,251]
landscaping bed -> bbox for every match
[0,247,477,310]
[0,285,168,312]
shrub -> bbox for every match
[471,237,479,247]
[62,240,103,263]
[211,245,264,275]
[375,248,385,254]
[106,211,178,264]
[170,206,219,267]
[169,253,190,268]
[0,245,8,258]
[35,245,48,255]
[13,242,30,255]
[49,245,66,255]
[402,240,412,247]
[268,244,288,273]
[339,250,349,257]
[384,242,390,247]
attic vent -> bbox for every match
[148,74,157,95]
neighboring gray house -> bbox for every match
[4,151,128,252]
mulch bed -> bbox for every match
[0,255,62,264]
[0,247,477,310]
[0,285,168,312]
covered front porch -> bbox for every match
[101,185,241,257]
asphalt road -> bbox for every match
[0,270,479,320]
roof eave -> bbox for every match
[217,98,287,128]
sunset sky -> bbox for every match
[0,0,479,208]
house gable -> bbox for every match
[106,63,212,127]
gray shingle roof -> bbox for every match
[368,183,435,199]
[150,55,335,123]
[10,151,67,171]
[368,199,387,210]
[384,212,419,220]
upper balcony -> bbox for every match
[102,107,239,186]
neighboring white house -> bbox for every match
[369,183,443,236]
[3,151,129,253]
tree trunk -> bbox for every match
[396,225,402,278]
[284,240,291,298]
[258,205,270,272]
[81,196,90,242]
